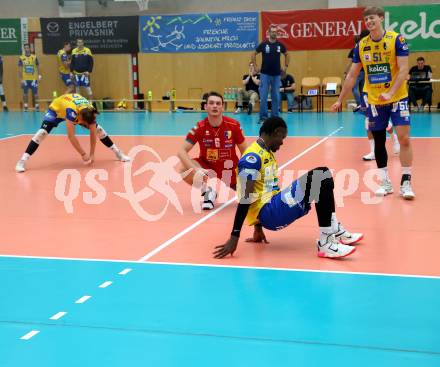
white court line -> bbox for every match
[99,281,113,288]
[0,134,28,141]
[137,127,344,262]
[75,295,91,304]
[118,268,132,275]
[20,330,40,340]
[49,311,67,320]
[0,254,438,279]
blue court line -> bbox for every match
[0,257,439,367]
[1,111,439,138]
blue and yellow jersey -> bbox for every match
[57,49,71,74]
[47,94,93,123]
[71,47,93,74]
[353,31,409,105]
[237,140,280,226]
[18,54,39,80]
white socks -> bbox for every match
[369,139,374,154]
[21,153,30,161]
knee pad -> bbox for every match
[96,125,108,140]
[31,129,48,144]
[0,84,4,95]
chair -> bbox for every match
[298,77,321,112]
[319,76,342,112]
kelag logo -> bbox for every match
[367,63,390,74]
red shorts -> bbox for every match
[194,158,237,188]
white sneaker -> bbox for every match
[317,234,356,258]
[115,150,131,162]
[234,107,242,114]
[375,179,393,196]
[400,180,415,200]
[201,187,217,210]
[334,223,363,245]
[15,160,26,173]
[362,152,375,161]
[393,140,400,155]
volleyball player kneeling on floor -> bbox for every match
[15,93,130,173]
[213,117,363,259]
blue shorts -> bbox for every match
[359,92,368,115]
[258,179,310,231]
[60,73,73,86]
[74,74,90,87]
[366,97,410,131]
[22,80,38,93]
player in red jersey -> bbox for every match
[178,91,248,210]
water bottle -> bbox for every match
[224,88,228,99]
[52,90,58,98]
[147,90,153,101]
[171,88,176,100]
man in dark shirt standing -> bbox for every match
[279,70,295,112]
[252,25,289,123]
[235,62,260,115]
[70,39,94,102]
[408,57,433,112]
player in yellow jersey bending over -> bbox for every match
[15,94,130,173]
[214,117,363,260]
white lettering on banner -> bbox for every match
[69,29,115,37]
[68,21,119,30]
[290,20,362,38]
[0,27,17,40]
[385,12,440,39]
[202,29,228,35]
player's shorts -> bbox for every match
[258,178,310,231]
[74,74,90,87]
[360,92,368,116]
[366,97,410,132]
[22,80,38,93]
[60,73,73,86]
[194,157,237,188]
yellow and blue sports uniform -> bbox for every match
[71,47,93,87]
[18,54,39,93]
[42,94,93,132]
[237,141,309,231]
[57,49,73,86]
[352,31,410,131]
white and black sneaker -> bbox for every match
[201,187,217,210]
[334,223,363,245]
[317,234,356,258]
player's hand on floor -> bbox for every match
[82,153,92,165]
[213,236,239,259]
[245,226,269,243]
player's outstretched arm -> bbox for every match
[331,62,362,112]
[213,178,256,258]
[88,123,97,163]
[66,122,89,162]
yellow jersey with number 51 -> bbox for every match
[354,31,409,105]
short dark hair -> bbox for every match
[363,6,385,18]
[63,41,71,46]
[80,107,98,124]
[259,116,287,136]
[417,57,425,62]
[206,91,224,104]
[23,43,30,48]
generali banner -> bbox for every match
[261,8,364,50]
